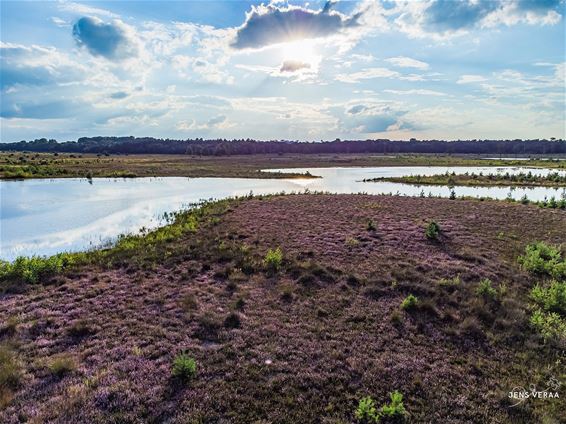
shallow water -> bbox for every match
[1,166,564,260]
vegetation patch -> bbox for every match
[355,391,407,422]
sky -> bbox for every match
[0,0,565,142]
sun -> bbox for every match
[276,39,321,67]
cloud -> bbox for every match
[177,114,228,131]
[231,1,361,50]
[457,74,488,84]
[72,17,139,60]
[384,89,446,96]
[109,91,129,99]
[385,56,429,70]
[280,60,311,73]
[395,0,564,38]
[336,67,399,83]
[347,104,367,114]
[58,1,119,19]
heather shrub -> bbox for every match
[171,352,197,380]
[518,242,566,279]
[224,312,241,329]
[424,221,440,240]
[263,247,283,274]
[476,279,497,299]
[400,294,418,310]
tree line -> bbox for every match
[0,137,564,155]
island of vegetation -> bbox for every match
[1,193,564,423]
[364,171,566,187]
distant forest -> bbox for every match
[1,137,565,155]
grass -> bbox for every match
[400,294,418,310]
[47,354,77,378]
[476,279,497,299]
[263,247,283,274]
[0,344,21,408]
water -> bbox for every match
[1,166,564,260]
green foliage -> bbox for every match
[530,281,566,315]
[355,396,377,421]
[518,242,566,279]
[529,309,566,342]
[171,352,197,380]
[0,252,82,286]
[437,275,461,287]
[355,391,407,422]
[476,279,497,299]
[263,247,283,273]
[400,294,418,310]
[424,221,440,240]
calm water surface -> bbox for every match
[1,166,564,260]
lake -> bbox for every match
[1,166,565,261]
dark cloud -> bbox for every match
[72,17,138,60]
[110,91,129,99]
[421,0,563,32]
[232,1,361,49]
[207,115,226,126]
[280,60,311,73]
[422,0,499,32]
[1,100,84,119]
[347,104,367,115]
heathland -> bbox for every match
[1,194,565,422]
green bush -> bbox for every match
[400,294,418,310]
[48,354,77,378]
[530,281,566,315]
[425,221,440,240]
[530,309,566,341]
[0,253,79,285]
[263,247,283,273]
[355,396,377,421]
[476,279,497,299]
[355,391,407,422]
[518,242,566,279]
[171,352,197,380]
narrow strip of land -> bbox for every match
[364,171,566,187]
[1,152,565,179]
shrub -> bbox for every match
[171,352,197,380]
[355,396,377,421]
[530,309,566,342]
[367,219,377,231]
[48,354,77,378]
[355,391,407,422]
[424,221,440,240]
[0,253,79,285]
[400,294,418,310]
[380,390,407,418]
[530,281,566,315]
[263,247,283,274]
[518,242,566,279]
[437,275,461,287]
[476,279,497,299]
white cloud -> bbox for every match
[385,56,429,70]
[457,74,488,84]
